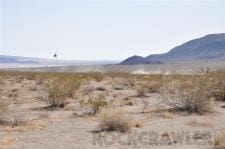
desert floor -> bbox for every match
[0,69,224,149]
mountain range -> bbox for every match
[120,33,225,65]
[0,55,40,64]
[0,55,116,67]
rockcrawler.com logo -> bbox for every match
[92,130,215,147]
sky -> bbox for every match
[0,0,225,60]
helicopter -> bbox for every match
[53,52,58,58]
[50,49,58,58]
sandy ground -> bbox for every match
[0,70,224,149]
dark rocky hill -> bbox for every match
[120,33,225,64]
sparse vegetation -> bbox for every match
[0,69,225,148]
[81,95,107,115]
[136,85,148,97]
[141,98,151,113]
[0,101,9,124]
[0,76,4,86]
[0,103,27,127]
[161,80,213,114]
[45,77,81,108]
[10,113,28,127]
[98,109,131,132]
[214,131,225,149]
[211,81,225,101]
[88,72,104,82]
[136,81,162,97]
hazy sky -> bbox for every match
[0,0,225,60]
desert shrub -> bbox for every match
[0,101,10,125]
[15,76,24,83]
[0,76,4,85]
[214,131,225,149]
[98,109,131,132]
[210,81,225,101]
[82,95,107,115]
[10,113,28,127]
[112,77,133,87]
[127,78,135,87]
[45,97,67,108]
[88,72,104,82]
[0,77,2,92]
[146,81,162,93]
[162,80,213,114]
[0,101,9,118]
[25,72,37,80]
[201,70,225,101]
[38,112,49,119]
[0,112,27,127]
[136,85,148,97]
[136,81,162,97]
[141,98,151,113]
[81,86,95,97]
[35,76,45,85]
[45,77,80,108]
[46,86,68,108]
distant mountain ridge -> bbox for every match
[0,55,117,67]
[120,33,225,65]
[0,55,40,64]
[119,55,162,65]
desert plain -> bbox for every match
[0,63,225,149]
